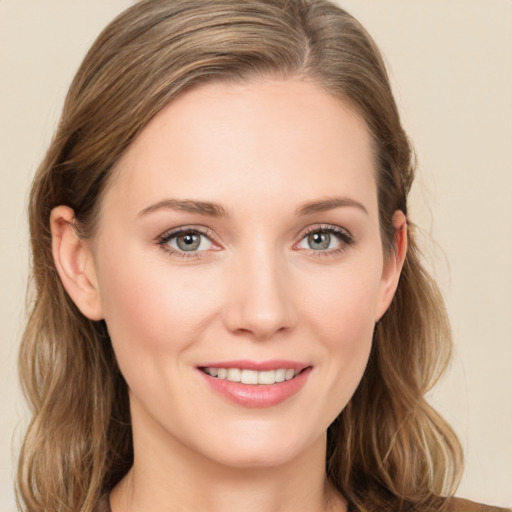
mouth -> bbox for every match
[199,367,304,385]
[197,361,312,407]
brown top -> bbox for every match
[96,494,511,512]
[444,497,511,512]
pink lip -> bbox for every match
[197,360,312,408]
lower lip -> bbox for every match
[198,367,312,408]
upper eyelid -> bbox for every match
[157,225,217,243]
[296,223,353,240]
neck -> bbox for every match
[110,404,345,512]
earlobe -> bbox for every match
[50,206,104,321]
[375,210,408,322]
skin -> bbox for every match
[51,77,407,512]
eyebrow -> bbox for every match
[138,199,229,218]
[296,197,368,216]
[138,196,367,218]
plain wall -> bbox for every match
[1,1,511,510]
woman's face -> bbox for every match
[87,78,404,468]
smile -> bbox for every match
[197,361,312,408]
[200,367,299,385]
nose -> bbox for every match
[222,245,297,340]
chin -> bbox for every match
[193,422,323,470]
[205,444,306,470]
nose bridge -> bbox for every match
[223,237,296,339]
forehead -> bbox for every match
[104,77,377,219]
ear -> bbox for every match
[374,210,408,322]
[50,206,104,321]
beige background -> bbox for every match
[1,1,511,510]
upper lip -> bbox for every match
[197,360,310,372]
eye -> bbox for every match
[158,228,215,254]
[296,226,353,253]
[302,231,336,251]
[171,232,212,252]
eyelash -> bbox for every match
[157,226,218,259]
[156,224,355,259]
[296,224,355,257]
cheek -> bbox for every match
[302,259,381,341]
[321,290,375,383]
[95,248,220,371]
[300,261,381,407]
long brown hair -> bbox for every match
[18,1,462,511]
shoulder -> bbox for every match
[443,497,512,512]
[346,496,511,512]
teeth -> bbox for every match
[257,370,275,385]
[204,367,299,385]
[226,368,241,382]
[241,369,258,384]
[275,369,286,382]
[285,369,295,381]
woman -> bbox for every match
[16,1,510,511]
